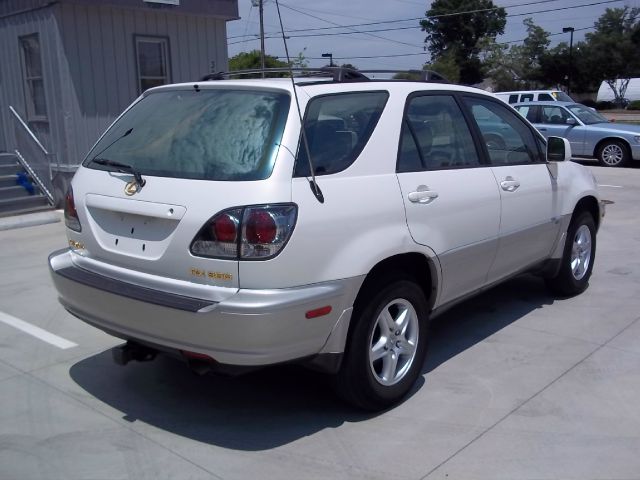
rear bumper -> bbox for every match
[49,249,361,366]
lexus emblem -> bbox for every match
[124,181,140,196]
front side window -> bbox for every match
[398,94,480,172]
[541,106,572,124]
[465,96,542,165]
[19,34,47,120]
[135,36,170,93]
[84,89,291,181]
[295,92,388,177]
[538,93,554,101]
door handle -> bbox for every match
[408,185,439,204]
[538,128,547,131]
[500,176,520,192]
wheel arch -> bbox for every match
[353,252,438,315]
[572,195,601,230]
[593,136,631,159]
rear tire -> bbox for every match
[545,211,596,296]
[597,140,629,167]
[335,278,429,411]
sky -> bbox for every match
[225,0,640,71]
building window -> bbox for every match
[19,34,47,121]
[135,36,170,93]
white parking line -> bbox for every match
[0,311,77,349]
[598,184,623,188]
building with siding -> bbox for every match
[0,0,238,206]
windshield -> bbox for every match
[84,88,291,181]
[567,104,609,125]
[552,91,574,102]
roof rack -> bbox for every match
[200,67,449,84]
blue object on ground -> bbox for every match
[15,172,35,195]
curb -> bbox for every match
[0,210,62,231]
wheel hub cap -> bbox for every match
[369,299,419,386]
[602,144,623,165]
[571,224,592,280]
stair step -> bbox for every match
[0,204,54,219]
[0,163,22,176]
[0,175,18,188]
[0,195,50,215]
[0,154,20,167]
[0,185,34,200]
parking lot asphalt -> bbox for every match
[1,165,639,480]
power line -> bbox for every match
[228,0,574,40]
[278,2,423,49]
[269,25,595,62]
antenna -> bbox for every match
[274,0,324,203]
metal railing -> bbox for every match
[9,106,55,205]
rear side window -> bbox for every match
[520,94,534,102]
[84,89,291,181]
[508,94,519,104]
[294,91,388,177]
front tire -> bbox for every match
[597,140,629,167]
[335,278,429,411]
[545,211,596,296]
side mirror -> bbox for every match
[566,117,577,125]
[547,136,571,162]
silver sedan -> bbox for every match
[514,101,640,167]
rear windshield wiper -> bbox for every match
[89,158,146,187]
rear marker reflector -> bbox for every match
[180,350,214,361]
[305,306,332,319]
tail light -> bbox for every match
[64,186,82,232]
[190,204,297,260]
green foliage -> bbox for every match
[481,18,549,90]
[584,7,640,102]
[228,50,289,77]
[421,0,506,84]
[628,100,640,110]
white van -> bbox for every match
[495,90,574,104]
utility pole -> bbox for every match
[252,0,266,78]
[563,26,574,95]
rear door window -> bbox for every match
[397,94,480,171]
[294,91,388,177]
[84,89,291,181]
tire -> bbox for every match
[545,211,596,297]
[335,278,429,411]
[597,140,629,167]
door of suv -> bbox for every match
[464,96,561,283]
[396,93,501,305]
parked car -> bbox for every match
[514,101,640,167]
[49,70,604,410]
[495,90,574,105]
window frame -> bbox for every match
[396,91,489,173]
[134,35,171,94]
[19,33,48,122]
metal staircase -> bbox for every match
[0,152,53,217]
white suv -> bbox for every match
[49,69,604,410]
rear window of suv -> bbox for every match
[83,88,291,181]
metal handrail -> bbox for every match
[9,106,49,155]
[13,149,54,205]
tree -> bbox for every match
[228,50,289,77]
[585,7,640,106]
[421,0,506,84]
[481,19,549,90]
